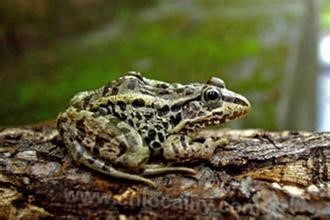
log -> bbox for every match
[0,126,329,219]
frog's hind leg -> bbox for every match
[70,140,157,188]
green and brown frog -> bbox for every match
[57,71,251,187]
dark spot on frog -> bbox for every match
[158,105,169,116]
[95,136,109,151]
[155,124,163,130]
[86,157,96,165]
[105,99,113,105]
[148,129,156,139]
[152,141,161,149]
[119,113,127,120]
[57,117,68,124]
[213,111,223,116]
[289,131,300,135]
[180,136,188,149]
[135,112,142,120]
[141,125,148,131]
[117,101,126,111]
[197,111,205,117]
[75,133,84,142]
[176,88,184,93]
[144,113,153,120]
[101,165,108,172]
[111,87,119,95]
[119,127,130,134]
[158,90,170,95]
[232,111,239,118]
[184,90,194,96]
[128,119,134,127]
[102,84,111,96]
[194,137,206,143]
[113,111,120,119]
[233,98,248,106]
[170,113,182,126]
[132,98,145,107]
[107,100,115,112]
[82,95,92,109]
[182,128,194,134]
[170,104,181,112]
[219,118,226,123]
[223,96,248,107]
[158,132,165,142]
[144,137,151,145]
[125,72,145,82]
[76,119,85,131]
[171,143,179,154]
[157,83,169,89]
[162,122,169,129]
[140,89,153,96]
[118,142,127,156]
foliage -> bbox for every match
[0,1,310,130]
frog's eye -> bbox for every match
[203,88,221,103]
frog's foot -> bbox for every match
[141,164,197,176]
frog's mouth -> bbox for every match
[173,91,251,133]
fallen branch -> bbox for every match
[0,126,329,218]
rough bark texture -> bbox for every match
[0,126,329,219]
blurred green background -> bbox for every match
[0,0,329,131]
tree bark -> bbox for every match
[0,126,329,219]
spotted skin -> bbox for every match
[57,71,251,187]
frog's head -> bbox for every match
[171,77,251,133]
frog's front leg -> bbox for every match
[141,135,219,176]
[162,134,219,162]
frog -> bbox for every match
[57,71,251,187]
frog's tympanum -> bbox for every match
[57,71,251,187]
